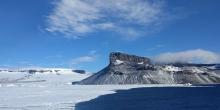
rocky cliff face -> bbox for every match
[109,52,150,65]
[78,52,220,85]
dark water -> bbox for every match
[75,85,220,110]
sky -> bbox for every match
[0,0,220,72]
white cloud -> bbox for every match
[153,49,220,64]
[70,50,98,65]
[71,56,96,65]
[89,50,97,55]
[46,0,169,39]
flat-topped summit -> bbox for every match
[110,52,150,65]
[77,52,220,85]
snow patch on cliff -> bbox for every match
[163,66,181,72]
[114,60,124,65]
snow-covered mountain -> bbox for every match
[0,68,91,84]
[78,52,220,85]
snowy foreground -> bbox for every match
[0,69,191,110]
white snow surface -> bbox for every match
[190,67,206,73]
[0,68,191,110]
[138,62,144,65]
[163,65,181,72]
[114,60,124,65]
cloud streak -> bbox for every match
[153,49,220,64]
[71,56,96,65]
[46,0,169,39]
[70,50,98,65]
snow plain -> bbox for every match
[0,69,190,110]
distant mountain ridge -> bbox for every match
[0,68,87,74]
[0,68,90,84]
[78,52,220,85]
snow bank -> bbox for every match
[163,65,181,72]
[0,68,193,110]
[114,60,124,65]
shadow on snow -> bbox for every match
[75,86,220,110]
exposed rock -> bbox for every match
[28,70,37,74]
[109,52,150,65]
[77,52,220,85]
[73,70,86,74]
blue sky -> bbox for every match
[0,0,220,72]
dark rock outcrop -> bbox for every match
[78,52,220,85]
[73,70,86,74]
[109,52,150,65]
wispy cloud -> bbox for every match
[71,56,96,65]
[147,44,164,51]
[46,0,171,39]
[70,50,98,65]
[153,49,220,64]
